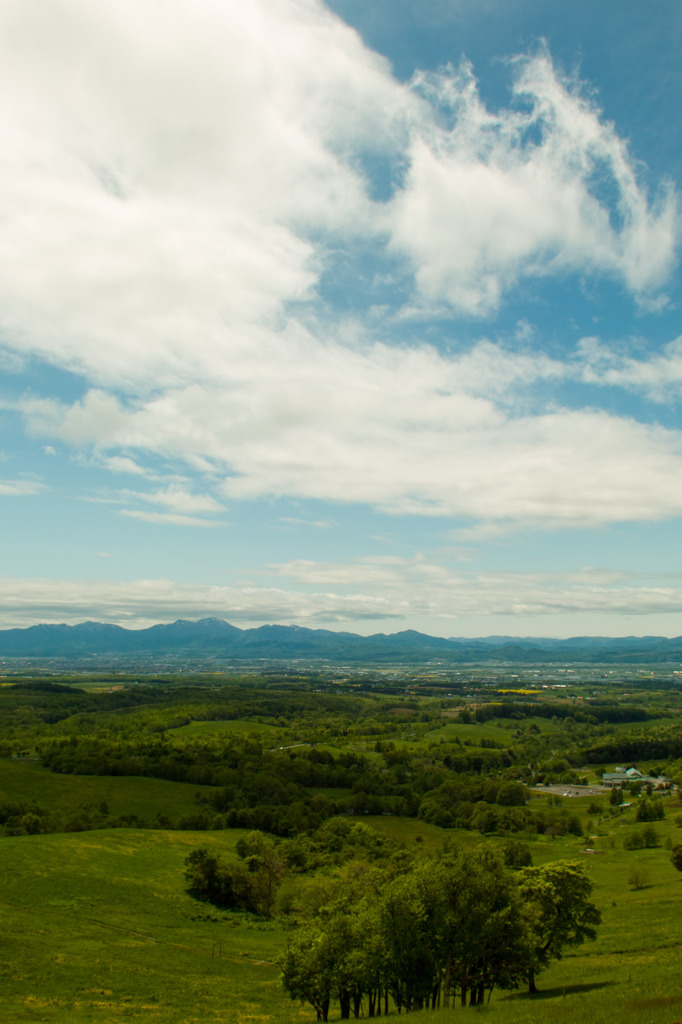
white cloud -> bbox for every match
[122,484,223,515]
[119,509,224,528]
[112,482,225,526]
[278,517,335,529]
[0,576,394,630]
[269,556,682,624]
[23,390,127,444]
[0,478,46,497]
[19,335,682,530]
[1,566,682,632]
[0,2,672,393]
[391,54,677,315]
[0,0,414,390]
[0,347,25,372]
[579,335,682,402]
[101,455,147,476]
[0,0,679,539]
[270,558,405,586]
[77,479,226,525]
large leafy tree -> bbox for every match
[518,861,601,993]
[235,830,284,917]
[183,846,254,911]
[280,928,335,1022]
[378,870,439,1012]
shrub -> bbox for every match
[641,824,661,848]
[623,830,645,850]
[670,843,682,872]
[627,865,648,890]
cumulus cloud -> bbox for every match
[0,0,413,389]
[0,0,673,385]
[22,390,127,445]
[0,0,679,538]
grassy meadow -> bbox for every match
[0,759,217,822]
[3,808,682,1023]
[0,828,298,1024]
[168,719,281,741]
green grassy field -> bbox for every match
[361,814,456,849]
[0,829,301,1024]
[423,720,528,744]
[3,815,682,1023]
[0,760,216,822]
[168,719,281,741]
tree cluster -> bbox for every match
[184,832,284,917]
[623,825,660,849]
[280,847,600,1020]
[635,797,665,821]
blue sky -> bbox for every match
[1,0,682,637]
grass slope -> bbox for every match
[0,829,300,1024]
[3,820,682,1023]
[0,760,216,822]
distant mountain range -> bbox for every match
[1,618,682,664]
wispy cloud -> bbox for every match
[118,510,224,528]
[269,556,682,624]
[1,567,682,633]
[578,335,682,402]
[101,455,148,476]
[0,478,46,497]
[122,484,223,515]
[115,483,225,526]
[278,517,335,529]
[391,50,677,315]
[81,480,226,526]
